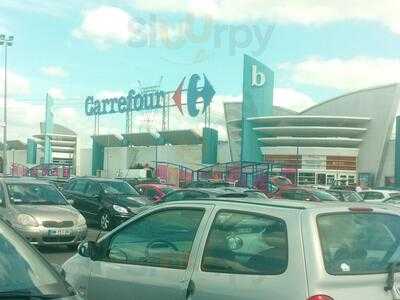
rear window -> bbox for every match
[318,213,400,275]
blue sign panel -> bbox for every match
[187,74,216,117]
[241,55,274,163]
[44,94,54,164]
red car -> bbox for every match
[135,184,177,203]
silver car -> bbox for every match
[63,198,400,300]
[0,177,87,248]
[0,218,81,299]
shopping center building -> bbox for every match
[225,82,400,187]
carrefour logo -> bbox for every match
[84,73,215,118]
[173,74,216,117]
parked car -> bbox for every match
[275,187,338,202]
[358,189,400,203]
[266,176,295,197]
[63,177,152,231]
[161,187,268,202]
[0,218,81,299]
[135,183,177,203]
[382,194,400,209]
[0,177,87,249]
[326,190,364,202]
[184,180,231,189]
[63,198,400,300]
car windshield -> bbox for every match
[99,181,139,195]
[329,191,363,202]
[318,213,400,275]
[7,184,68,205]
[244,191,268,199]
[313,190,338,201]
[342,192,364,202]
[0,221,71,296]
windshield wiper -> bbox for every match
[0,290,65,299]
[385,261,400,292]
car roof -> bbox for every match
[163,197,392,212]
[71,177,124,183]
[362,189,400,193]
[137,183,175,188]
[0,177,52,185]
[284,187,326,192]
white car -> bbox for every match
[359,189,400,203]
[64,198,400,300]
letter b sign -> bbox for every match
[251,64,266,87]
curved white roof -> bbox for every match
[248,115,371,127]
[258,137,363,148]
[254,126,367,138]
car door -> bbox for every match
[82,181,103,220]
[86,204,214,300]
[0,183,9,222]
[67,180,90,218]
[188,204,308,300]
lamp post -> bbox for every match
[0,34,13,174]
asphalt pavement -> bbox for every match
[40,227,101,265]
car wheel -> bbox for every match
[99,211,112,231]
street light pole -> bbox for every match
[0,34,13,175]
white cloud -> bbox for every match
[73,6,187,48]
[274,88,315,112]
[0,69,30,97]
[282,57,400,91]
[73,6,142,46]
[134,0,400,34]
[47,88,65,100]
[41,66,68,78]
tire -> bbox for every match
[99,210,112,231]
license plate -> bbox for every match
[48,229,72,236]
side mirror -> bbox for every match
[78,241,98,259]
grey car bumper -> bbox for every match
[14,225,87,246]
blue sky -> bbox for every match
[1,0,400,146]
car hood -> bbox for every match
[108,195,152,208]
[14,205,81,224]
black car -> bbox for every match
[184,180,231,189]
[278,187,338,202]
[63,177,152,231]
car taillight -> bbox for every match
[308,295,334,300]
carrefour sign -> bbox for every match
[85,90,165,116]
[85,73,215,117]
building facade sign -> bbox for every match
[85,73,215,118]
[85,90,166,116]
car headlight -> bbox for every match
[77,214,86,226]
[113,205,129,214]
[17,214,39,227]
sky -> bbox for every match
[1,0,400,147]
